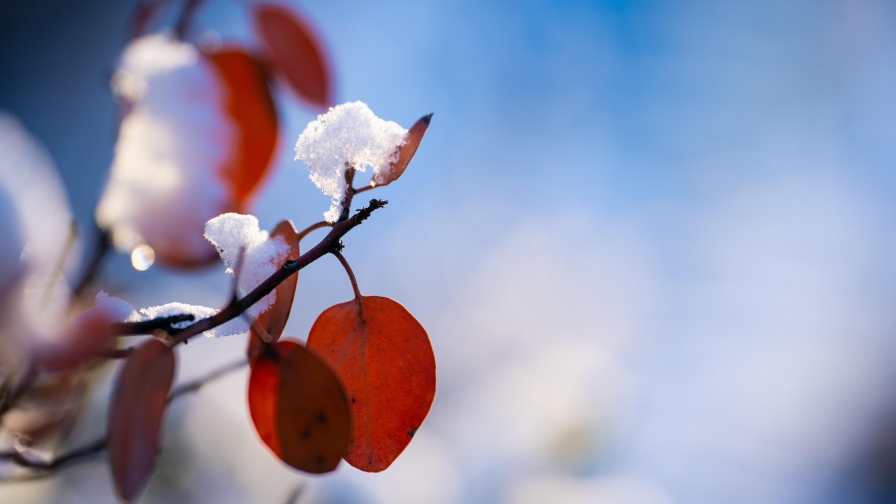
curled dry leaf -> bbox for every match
[247,220,300,361]
[370,114,432,188]
[306,296,436,472]
[253,3,331,108]
[206,48,279,212]
[248,339,351,473]
[108,339,176,502]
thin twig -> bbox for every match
[71,229,111,300]
[168,199,388,346]
[353,184,375,194]
[332,251,362,301]
[173,0,204,39]
[168,358,247,401]
[0,363,37,418]
[0,358,248,480]
[42,219,79,307]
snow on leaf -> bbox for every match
[295,102,407,222]
[247,220,300,361]
[204,213,289,318]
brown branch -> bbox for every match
[0,437,106,474]
[112,313,195,336]
[168,358,247,401]
[0,364,37,418]
[338,167,357,222]
[169,199,388,346]
[173,0,204,40]
[0,358,247,480]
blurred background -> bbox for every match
[2,0,896,502]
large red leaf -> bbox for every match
[107,339,176,502]
[306,296,436,472]
[248,340,351,473]
[371,114,432,188]
[247,220,300,361]
[253,4,331,108]
[206,49,279,212]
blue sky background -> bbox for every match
[2,0,896,503]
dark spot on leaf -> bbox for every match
[301,429,310,439]
[316,454,325,464]
[316,412,327,423]
[351,397,355,404]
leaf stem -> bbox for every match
[295,221,331,243]
[332,250,362,302]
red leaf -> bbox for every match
[248,340,351,473]
[107,339,176,502]
[306,296,436,472]
[371,114,432,188]
[247,220,300,361]
[253,4,332,108]
[248,340,298,456]
[35,311,118,372]
[206,49,279,212]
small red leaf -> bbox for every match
[248,340,351,473]
[306,296,436,472]
[108,339,176,502]
[276,342,352,473]
[371,114,432,188]
[206,49,279,211]
[35,311,118,373]
[253,4,332,108]
[247,220,300,361]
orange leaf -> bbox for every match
[206,49,279,212]
[248,340,298,456]
[306,296,436,472]
[107,339,175,502]
[371,114,432,188]
[247,220,300,361]
[253,4,332,108]
[247,340,352,473]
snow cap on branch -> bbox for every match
[204,213,289,317]
[295,101,407,222]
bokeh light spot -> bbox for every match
[131,244,155,271]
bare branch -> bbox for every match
[0,358,248,481]
[112,313,195,336]
[169,199,388,346]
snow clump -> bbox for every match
[204,213,289,318]
[96,33,234,261]
[295,101,407,222]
